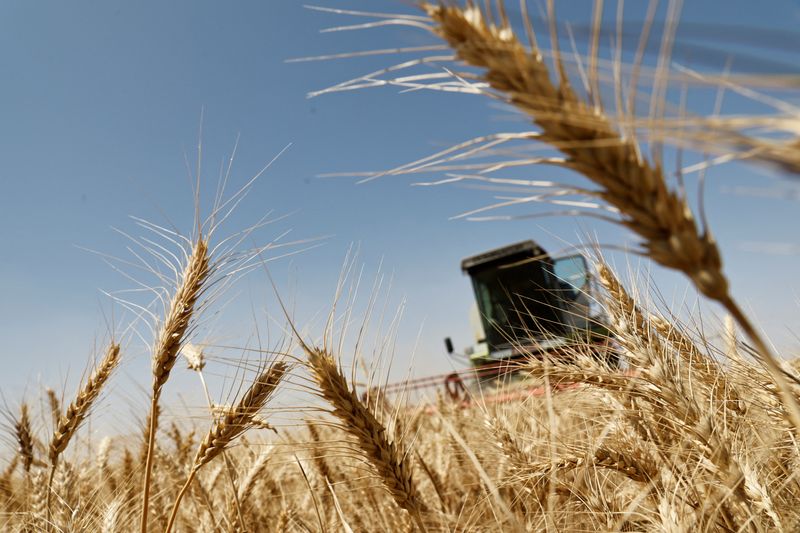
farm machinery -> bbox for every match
[381,240,617,404]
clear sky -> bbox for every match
[2,0,799,415]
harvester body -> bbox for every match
[377,240,615,404]
[450,240,614,391]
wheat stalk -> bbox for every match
[45,388,60,429]
[194,362,286,469]
[164,361,287,533]
[49,343,120,465]
[150,239,211,396]
[45,341,120,528]
[304,345,429,532]
[141,237,211,533]
[14,404,33,475]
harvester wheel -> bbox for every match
[444,373,466,401]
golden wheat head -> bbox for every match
[194,361,287,469]
[305,346,429,530]
[49,342,121,465]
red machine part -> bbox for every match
[372,340,624,408]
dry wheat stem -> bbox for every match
[421,1,800,434]
[141,237,210,533]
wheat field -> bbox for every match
[3,2,800,532]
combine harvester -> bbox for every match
[380,240,619,406]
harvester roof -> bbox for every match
[460,240,550,274]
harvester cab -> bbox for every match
[447,240,613,375]
[380,240,615,404]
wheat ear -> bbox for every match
[421,2,800,433]
[140,237,210,533]
[49,343,120,464]
[304,346,428,532]
[14,404,34,475]
[194,362,286,469]
[164,361,287,533]
[45,388,60,428]
[46,342,120,525]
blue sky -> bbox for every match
[2,1,800,409]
